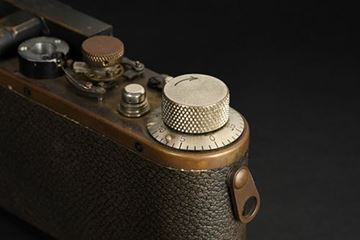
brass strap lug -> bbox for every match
[229,166,260,223]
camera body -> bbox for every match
[0,1,260,239]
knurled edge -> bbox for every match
[82,50,124,67]
[161,93,230,134]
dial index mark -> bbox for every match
[174,76,199,87]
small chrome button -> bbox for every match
[123,84,146,104]
[118,83,150,118]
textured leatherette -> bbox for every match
[0,86,247,239]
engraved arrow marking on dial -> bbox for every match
[174,76,199,86]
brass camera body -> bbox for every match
[0,1,260,239]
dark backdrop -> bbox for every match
[1,0,359,239]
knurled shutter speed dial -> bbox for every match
[147,74,245,151]
[162,74,230,134]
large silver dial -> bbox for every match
[162,74,229,134]
[147,74,245,151]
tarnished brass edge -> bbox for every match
[0,68,249,170]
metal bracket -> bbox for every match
[229,166,260,223]
[121,57,145,80]
[63,67,106,102]
[72,61,124,82]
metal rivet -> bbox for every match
[234,168,249,190]
[165,134,172,142]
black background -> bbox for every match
[1,0,360,239]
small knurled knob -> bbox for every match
[162,74,230,134]
[81,35,124,68]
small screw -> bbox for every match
[134,61,144,71]
[106,70,113,77]
[85,82,93,88]
[165,135,172,143]
[134,142,143,152]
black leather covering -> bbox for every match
[0,86,246,239]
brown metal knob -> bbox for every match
[81,35,124,68]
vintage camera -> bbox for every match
[0,0,260,239]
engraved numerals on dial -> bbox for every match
[147,108,244,151]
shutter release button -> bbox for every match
[118,84,150,117]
